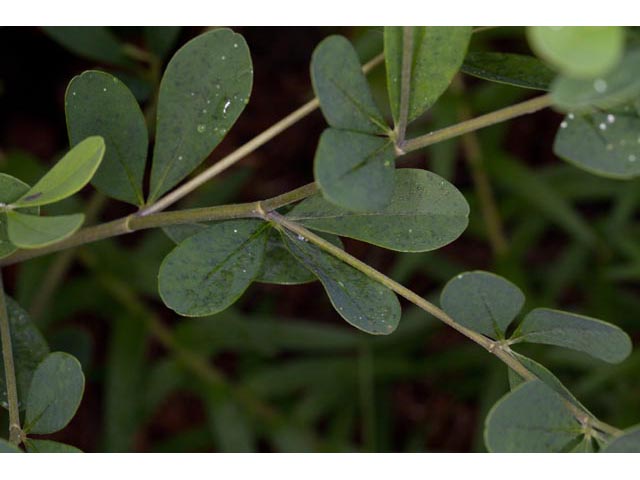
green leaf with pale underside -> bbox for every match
[6,211,85,249]
[311,35,387,135]
[385,26,472,123]
[604,425,640,452]
[66,70,148,205]
[513,308,632,364]
[280,229,401,335]
[314,129,395,212]
[12,136,105,208]
[159,219,268,317]
[149,28,253,202]
[25,352,85,434]
[289,169,469,252]
[0,174,39,259]
[440,271,524,339]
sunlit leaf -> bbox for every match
[6,211,85,249]
[12,136,105,208]
[0,174,39,259]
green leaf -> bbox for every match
[66,71,148,205]
[25,352,85,435]
[314,128,395,212]
[207,397,256,452]
[461,52,555,91]
[527,26,624,78]
[144,26,182,60]
[149,28,253,202]
[255,228,317,285]
[603,425,640,452]
[280,229,401,335]
[554,110,640,179]
[158,219,268,317]
[514,308,632,364]
[12,136,105,208]
[0,438,22,453]
[163,223,208,244]
[311,35,387,134]
[0,297,49,411]
[485,380,582,452]
[385,26,472,123]
[289,168,469,252]
[0,174,39,259]
[25,439,82,453]
[6,211,85,249]
[42,27,132,67]
[551,50,640,113]
[507,352,591,414]
[440,271,525,339]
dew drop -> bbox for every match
[202,109,207,114]
[233,43,238,48]
[629,154,637,162]
[191,92,195,96]
[593,79,607,93]
[233,229,238,233]
[103,87,107,92]
[568,113,575,120]
[223,99,231,115]
[606,144,614,151]
[197,124,206,133]
[599,123,607,131]
[560,121,568,129]
[178,155,183,160]
[607,114,616,124]
[221,55,226,60]
[296,234,306,242]
[72,91,76,96]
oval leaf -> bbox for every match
[25,439,82,453]
[514,308,632,364]
[158,219,268,317]
[551,49,640,113]
[385,26,471,123]
[461,52,555,91]
[527,26,623,78]
[149,28,253,202]
[0,297,49,411]
[311,35,387,134]
[314,128,395,212]
[440,271,524,339]
[12,136,105,208]
[66,70,148,205]
[485,379,582,452]
[604,425,640,452]
[280,229,401,335]
[7,211,85,249]
[0,174,39,259]
[25,352,85,435]
[554,110,640,179]
[289,168,469,252]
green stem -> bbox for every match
[395,26,413,147]
[266,212,622,437]
[0,269,22,444]
[453,77,508,257]
[401,94,552,154]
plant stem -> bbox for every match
[265,212,625,437]
[453,77,508,257]
[402,94,552,154]
[140,52,385,216]
[0,269,22,444]
[395,26,413,147]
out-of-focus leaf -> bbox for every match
[42,27,132,67]
[462,52,555,91]
[603,425,640,452]
[144,26,182,60]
